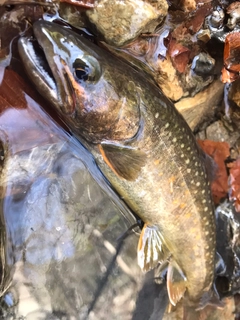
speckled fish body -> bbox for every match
[18,21,216,307]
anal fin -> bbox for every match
[167,260,187,306]
[137,224,168,272]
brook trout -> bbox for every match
[18,21,216,307]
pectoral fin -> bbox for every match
[99,143,146,181]
[167,260,187,306]
[137,224,168,272]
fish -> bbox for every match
[18,20,217,308]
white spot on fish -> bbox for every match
[181,144,184,148]
[187,147,191,151]
[138,190,147,197]
[185,159,190,164]
[155,112,159,118]
[187,168,191,173]
[202,199,206,204]
[180,154,184,158]
[173,137,177,143]
[202,190,206,194]
[196,182,200,186]
[204,207,208,212]
[165,122,170,128]
[195,172,199,176]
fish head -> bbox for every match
[18,21,141,143]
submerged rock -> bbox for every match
[86,0,168,46]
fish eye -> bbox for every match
[73,59,90,81]
[72,56,101,83]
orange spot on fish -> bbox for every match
[169,176,176,183]
[185,212,192,219]
[195,233,201,240]
[154,159,160,165]
[180,203,186,209]
[159,172,163,176]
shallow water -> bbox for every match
[0,71,170,319]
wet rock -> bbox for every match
[205,120,240,147]
[229,78,240,107]
[170,0,196,12]
[181,65,214,97]
[226,1,240,30]
[210,6,225,29]
[59,3,87,29]
[86,0,168,46]
[196,28,211,43]
[222,32,240,83]
[191,52,215,76]
[154,54,184,101]
[175,80,224,130]
[216,200,240,295]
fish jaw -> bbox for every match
[18,36,59,107]
[18,21,141,144]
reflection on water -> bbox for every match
[0,72,168,319]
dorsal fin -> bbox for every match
[99,143,146,181]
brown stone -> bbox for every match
[175,80,224,130]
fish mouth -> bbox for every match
[18,21,81,114]
[18,36,59,101]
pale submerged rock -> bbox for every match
[86,0,168,46]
